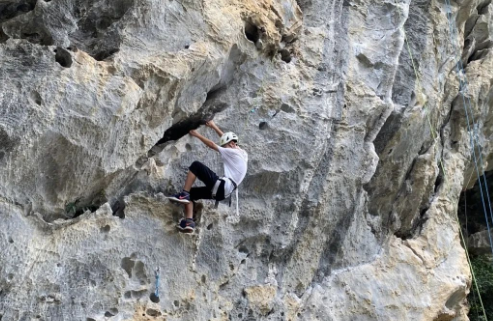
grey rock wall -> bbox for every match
[1,0,493,320]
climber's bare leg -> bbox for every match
[184,202,193,219]
[184,171,196,192]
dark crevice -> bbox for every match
[93,48,119,61]
[372,109,406,156]
[0,0,37,24]
[467,48,491,63]
[149,293,160,303]
[154,88,229,146]
[21,31,54,45]
[155,116,207,146]
[146,309,161,317]
[394,167,444,240]
[65,192,107,219]
[404,157,418,181]
[281,34,298,44]
[280,103,295,113]
[418,141,432,155]
[394,206,429,240]
[458,170,493,238]
[464,17,479,39]
[439,96,455,144]
[279,49,292,63]
[111,199,125,219]
[295,0,310,11]
[393,166,443,240]
[258,121,268,130]
[31,90,42,105]
[55,47,73,68]
[477,0,492,14]
[434,172,444,194]
[0,27,8,43]
[104,308,118,317]
[68,0,133,61]
[244,21,260,44]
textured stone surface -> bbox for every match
[1,0,493,320]
[468,230,493,254]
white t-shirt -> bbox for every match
[217,146,248,195]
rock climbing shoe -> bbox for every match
[167,191,190,204]
[177,218,195,233]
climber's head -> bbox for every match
[220,132,238,148]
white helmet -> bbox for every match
[220,132,238,146]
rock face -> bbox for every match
[1,0,493,320]
[468,230,493,255]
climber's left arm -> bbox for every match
[189,129,219,151]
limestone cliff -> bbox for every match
[1,0,492,320]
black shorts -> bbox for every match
[189,161,225,201]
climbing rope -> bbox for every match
[401,3,492,317]
[154,267,160,298]
[443,0,493,258]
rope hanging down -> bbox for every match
[403,31,488,320]
[402,0,493,316]
[443,0,493,258]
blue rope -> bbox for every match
[445,0,493,231]
[447,7,493,235]
[453,50,493,252]
[155,268,160,298]
[444,0,493,257]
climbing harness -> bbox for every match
[212,177,239,217]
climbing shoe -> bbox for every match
[168,191,190,204]
[177,218,195,233]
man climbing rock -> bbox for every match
[168,120,248,233]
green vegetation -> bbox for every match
[469,255,493,321]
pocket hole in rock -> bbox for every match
[146,309,161,317]
[259,122,268,130]
[100,225,111,233]
[279,49,292,63]
[17,4,32,12]
[0,28,9,43]
[104,308,118,317]
[55,47,73,68]
[93,48,119,61]
[150,293,160,303]
[244,21,260,43]
[31,91,42,105]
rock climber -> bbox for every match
[168,120,248,233]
